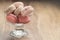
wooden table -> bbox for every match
[0,1,60,40]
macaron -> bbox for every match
[21,6,34,16]
[6,13,17,23]
[18,15,30,24]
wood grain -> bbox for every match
[0,1,60,40]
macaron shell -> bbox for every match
[5,5,16,14]
[13,2,24,8]
[18,15,30,24]
[14,6,24,16]
[21,6,34,16]
[6,14,17,23]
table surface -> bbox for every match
[0,1,60,40]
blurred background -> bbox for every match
[0,0,60,40]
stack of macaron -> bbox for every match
[5,2,34,24]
